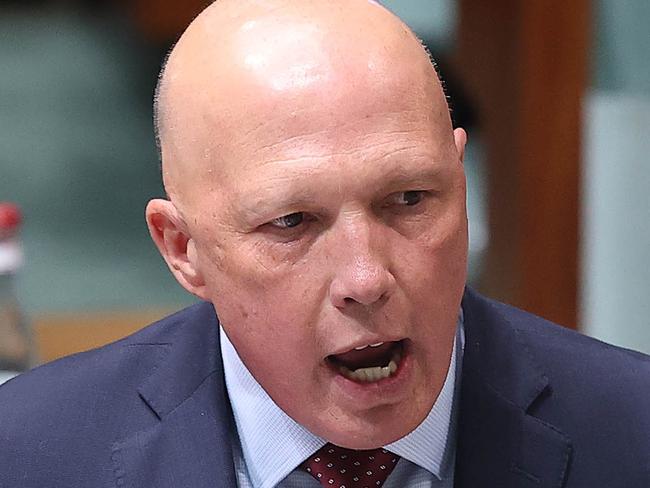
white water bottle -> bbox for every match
[0,202,33,381]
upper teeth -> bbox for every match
[354,341,384,351]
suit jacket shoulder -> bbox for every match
[0,301,236,488]
[456,288,650,488]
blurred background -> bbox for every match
[0,0,648,372]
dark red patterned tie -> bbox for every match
[301,443,400,487]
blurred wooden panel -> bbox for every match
[129,0,210,42]
[456,0,590,328]
[33,310,172,363]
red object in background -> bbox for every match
[0,203,22,236]
[0,201,31,372]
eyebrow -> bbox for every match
[375,164,448,191]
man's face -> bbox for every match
[181,77,468,447]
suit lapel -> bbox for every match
[112,302,238,488]
[454,289,572,488]
[112,373,237,488]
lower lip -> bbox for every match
[329,343,413,401]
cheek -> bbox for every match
[218,289,323,392]
[411,200,468,266]
[204,245,327,362]
[396,207,468,306]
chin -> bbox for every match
[317,405,427,449]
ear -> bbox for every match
[453,127,467,164]
[145,199,208,299]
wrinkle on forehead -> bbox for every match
[156,0,451,211]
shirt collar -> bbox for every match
[221,313,464,488]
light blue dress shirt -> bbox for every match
[221,314,464,488]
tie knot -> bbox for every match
[301,443,399,488]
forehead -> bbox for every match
[212,107,454,215]
[197,71,451,208]
[216,63,449,173]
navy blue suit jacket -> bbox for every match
[1,288,648,487]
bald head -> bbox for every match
[153,0,450,207]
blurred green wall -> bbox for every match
[0,7,192,312]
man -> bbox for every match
[0,1,648,487]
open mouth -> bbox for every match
[327,340,405,383]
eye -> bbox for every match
[394,190,425,206]
[269,212,305,229]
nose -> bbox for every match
[328,220,396,310]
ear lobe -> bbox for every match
[453,127,467,164]
[145,199,207,299]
